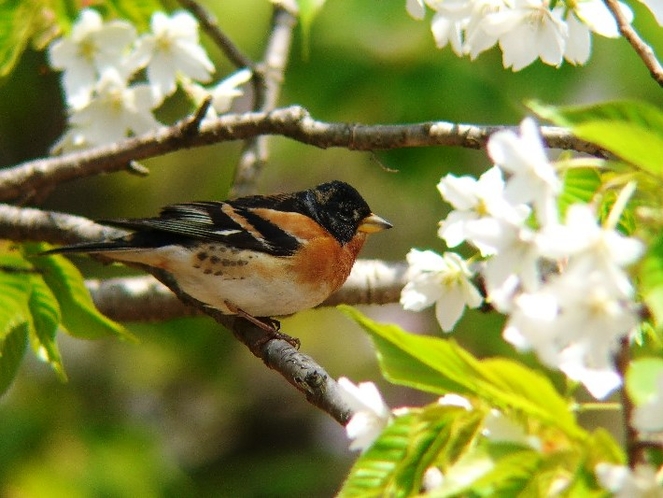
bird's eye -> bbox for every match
[337,208,354,223]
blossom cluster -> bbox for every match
[405,0,662,71]
[48,9,251,151]
[400,117,644,400]
[338,379,663,493]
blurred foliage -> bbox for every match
[1,0,662,496]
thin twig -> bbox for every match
[616,336,644,468]
[604,0,663,88]
[176,0,255,71]
[230,6,298,198]
[182,96,213,136]
[0,106,603,203]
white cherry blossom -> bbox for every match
[487,118,561,226]
[48,9,136,108]
[401,250,483,331]
[337,377,391,452]
[65,69,160,148]
[129,11,214,99]
[632,372,663,433]
[437,166,529,253]
[183,69,252,123]
[479,0,567,70]
[638,0,663,26]
[595,464,663,497]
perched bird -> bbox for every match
[44,181,392,326]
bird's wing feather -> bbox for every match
[99,201,301,256]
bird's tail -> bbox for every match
[39,238,136,256]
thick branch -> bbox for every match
[0,204,406,425]
[0,106,602,203]
[145,267,354,425]
[85,260,407,322]
[604,0,663,87]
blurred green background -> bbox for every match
[1,0,663,496]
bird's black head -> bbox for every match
[302,181,391,245]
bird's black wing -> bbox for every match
[97,201,301,256]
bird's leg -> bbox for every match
[224,300,300,349]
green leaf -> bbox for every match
[0,251,34,395]
[639,234,663,328]
[467,449,543,496]
[298,0,325,59]
[626,357,663,406]
[585,428,625,466]
[338,405,483,498]
[28,274,67,381]
[0,0,41,78]
[26,244,131,340]
[104,0,165,31]
[559,168,601,217]
[340,306,584,439]
[0,323,29,396]
[530,100,663,176]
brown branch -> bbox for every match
[230,6,298,198]
[0,204,407,425]
[604,0,663,87]
[0,204,126,244]
[0,106,602,204]
[176,0,255,71]
[84,259,407,322]
[144,267,354,425]
[616,336,644,469]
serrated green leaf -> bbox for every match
[585,428,625,466]
[104,0,165,31]
[26,244,131,340]
[0,0,51,78]
[466,449,543,496]
[340,306,584,440]
[639,235,663,328]
[0,250,42,394]
[626,357,663,406]
[338,405,483,498]
[0,251,33,329]
[559,168,601,217]
[28,274,67,381]
[530,100,663,176]
[0,322,29,396]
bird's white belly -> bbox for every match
[105,243,334,317]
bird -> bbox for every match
[43,181,392,330]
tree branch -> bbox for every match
[176,0,255,71]
[616,336,644,468]
[604,0,663,88]
[0,203,407,425]
[230,5,298,198]
[141,266,354,425]
[84,259,407,322]
[0,106,603,204]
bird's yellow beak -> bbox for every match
[358,213,393,234]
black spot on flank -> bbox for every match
[210,256,220,264]
[214,271,223,276]
[203,269,213,275]
[197,252,208,261]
